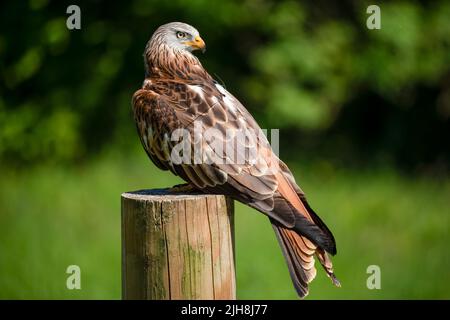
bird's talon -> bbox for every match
[167,183,196,193]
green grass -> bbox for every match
[0,151,449,299]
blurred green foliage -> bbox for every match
[1,0,449,170]
[0,152,449,299]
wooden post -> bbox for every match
[121,189,236,300]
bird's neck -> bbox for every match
[144,44,211,82]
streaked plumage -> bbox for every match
[132,22,340,297]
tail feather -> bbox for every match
[271,219,340,298]
[316,248,341,287]
[271,221,314,297]
[271,194,337,254]
[274,172,337,255]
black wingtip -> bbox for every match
[298,195,338,253]
[293,216,337,255]
[318,235,337,256]
[326,239,337,256]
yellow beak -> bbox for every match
[184,36,206,53]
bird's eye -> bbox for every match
[176,31,187,39]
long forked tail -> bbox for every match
[271,219,341,298]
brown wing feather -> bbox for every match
[133,78,335,246]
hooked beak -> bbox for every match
[184,35,206,53]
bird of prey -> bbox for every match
[132,22,340,298]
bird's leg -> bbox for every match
[167,183,197,193]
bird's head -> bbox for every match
[150,22,206,53]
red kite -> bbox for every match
[132,22,340,297]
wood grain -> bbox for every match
[121,189,235,300]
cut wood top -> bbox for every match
[121,189,222,202]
